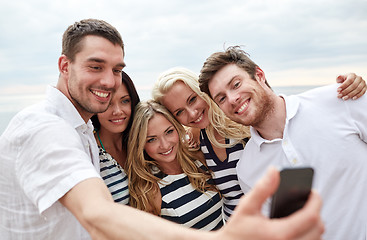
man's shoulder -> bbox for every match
[297,84,338,99]
[4,102,76,141]
[286,84,341,109]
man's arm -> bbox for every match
[59,177,210,240]
[60,169,324,240]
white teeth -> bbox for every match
[111,119,123,123]
[93,90,109,98]
[237,101,248,114]
[161,148,173,155]
[194,114,203,123]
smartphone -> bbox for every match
[270,167,314,218]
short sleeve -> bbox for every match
[15,118,100,214]
[345,94,367,143]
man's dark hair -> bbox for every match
[62,18,124,62]
[199,46,271,97]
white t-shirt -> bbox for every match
[237,84,367,240]
[0,86,101,239]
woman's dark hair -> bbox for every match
[91,71,140,150]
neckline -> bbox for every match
[201,129,229,164]
[96,130,106,151]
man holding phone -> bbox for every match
[198,46,367,240]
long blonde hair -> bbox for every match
[152,67,250,148]
[126,100,218,215]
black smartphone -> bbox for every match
[270,167,314,218]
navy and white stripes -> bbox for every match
[98,146,130,204]
[156,162,224,231]
[200,129,245,221]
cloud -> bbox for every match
[0,0,366,94]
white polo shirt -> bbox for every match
[0,86,101,239]
[237,84,367,240]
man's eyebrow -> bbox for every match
[212,76,237,101]
[117,62,126,68]
[86,57,105,63]
[86,58,126,68]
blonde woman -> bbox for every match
[152,67,250,221]
[126,100,223,230]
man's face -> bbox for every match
[66,35,125,121]
[208,64,272,127]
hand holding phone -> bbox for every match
[270,167,314,218]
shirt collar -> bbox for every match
[45,85,92,132]
[280,94,299,123]
[249,94,300,149]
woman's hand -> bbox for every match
[336,73,366,100]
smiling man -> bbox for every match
[0,18,125,239]
[198,46,367,240]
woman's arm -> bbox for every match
[336,73,366,100]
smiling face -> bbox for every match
[208,64,272,127]
[97,82,132,134]
[161,81,210,129]
[63,35,125,121]
[144,113,180,171]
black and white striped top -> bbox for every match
[154,162,223,231]
[200,129,245,221]
[98,146,130,204]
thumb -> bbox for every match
[240,167,280,214]
[336,74,346,83]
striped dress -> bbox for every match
[154,162,223,231]
[200,129,246,221]
[98,146,130,204]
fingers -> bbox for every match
[280,190,325,239]
[337,73,366,100]
[294,222,324,240]
[239,167,280,215]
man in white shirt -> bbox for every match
[0,20,324,240]
[198,46,367,240]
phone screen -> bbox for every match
[270,167,314,218]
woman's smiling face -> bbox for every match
[161,81,210,129]
[97,82,132,134]
[144,113,180,170]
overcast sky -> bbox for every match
[0,0,366,109]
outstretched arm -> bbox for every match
[336,73,366,100]
[60,169,324,240]
[60,178,211,240]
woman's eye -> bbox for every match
[176,110,183,117]
[147,138,155,143]
[218,96,226,104]
[189,96,197,104]
[122,99,131,104]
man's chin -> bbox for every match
[87,104,110,114]
[94,107,109,114]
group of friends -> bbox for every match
[1,18,366,240]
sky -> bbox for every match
[0,0,366,114]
